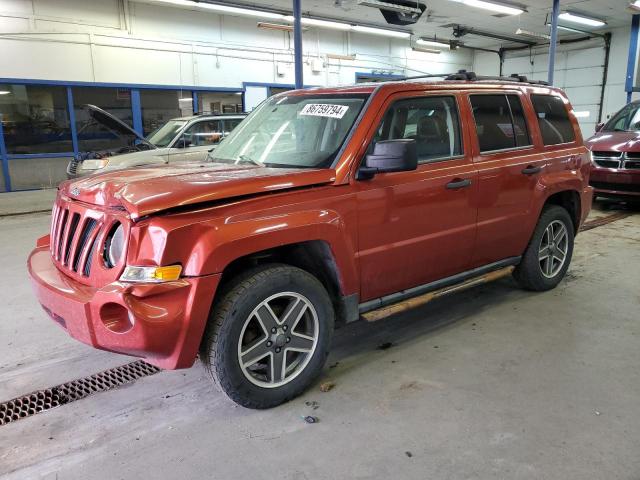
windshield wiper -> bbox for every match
[237,154,264,167]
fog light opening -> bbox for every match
[100,303,134,334]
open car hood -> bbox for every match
[60,163,336,220]
[85,104,156,149]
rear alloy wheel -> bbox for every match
[538,220,569,279]
[513,205,575,291]
[201,264,334,409]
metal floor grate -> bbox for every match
[0,360,160,426]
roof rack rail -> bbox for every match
[445,70,550,85]
[400,70,549,86]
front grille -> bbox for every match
[625,151,640,159]
[591,181,640,193]
[50,203,104,278]
[594,159,620,168]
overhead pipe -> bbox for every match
[547,0,560,85]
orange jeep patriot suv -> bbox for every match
[28,71,593,408]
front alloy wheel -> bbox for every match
[201,264,334,409]
[238,292,319,388]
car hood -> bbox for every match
[85,104,156,149]
[586,130,640,152]
[60,163,336,220]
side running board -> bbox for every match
[361,266,515,322]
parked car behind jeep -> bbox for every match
[29,75,592,409]
[67,105,246,178]
[586,100,640,200]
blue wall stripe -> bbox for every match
[130,89,143,136]
[0,115,11,192]
[626,14,640,103]
[192,91,199,114]
[66,87,79,158]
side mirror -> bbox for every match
[358,139,418,180]
[595,122,604,133]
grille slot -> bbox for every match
[72,218,98,273]
[63,213,81,265]
[0,361,160,426]
[55,209,69,261]
[625,151,640,159]
[625,160,640,169]
[592,151,622,158]
[594,159,620,168]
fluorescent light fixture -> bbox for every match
[629,1,640,13]
[573,110,590,118]
[455,0,524,16]
[515,28,551,40]
[352,25,411,38]
[178,97,193,102]
[152,0,285,19]
[416,38,451,49]
[326,53,357,60]
[296,17,352,30]
[0,91,10,95]
[357,0,423,15]
[558,12,606,27]
[412,47,442,54]
[258,22,295,32]
[196,2,285,19]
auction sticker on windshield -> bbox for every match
[299,104,349,119]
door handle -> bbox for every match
[521,165,542,175]
[446,178,472,190]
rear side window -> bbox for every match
[374,96,462,163]
[470,94,531,153]
[530,94,576,145]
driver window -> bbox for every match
[181,120,223,147]
[374,96,462,163]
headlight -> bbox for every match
[120,265,182,283]
[104,223,125,267]
[82,159,109,170]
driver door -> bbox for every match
[355,92,479,301]
[168,120,223,163]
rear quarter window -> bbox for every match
[530,94,576,146]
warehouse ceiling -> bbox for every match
[196,0,632,47]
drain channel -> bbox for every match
[0,360,160,426]
[580,212,630,232]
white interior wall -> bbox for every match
[0,0,473,89]
[472,25,639,137]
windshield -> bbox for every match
[211,94,368,168]
[147,120,187,147]
[603,103,640,132]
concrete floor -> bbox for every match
[1,201,639,479]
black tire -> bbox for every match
[513,205,575,291]
[200,264,334,409]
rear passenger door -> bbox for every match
[356,92,478,301]
[467,92,547,267]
